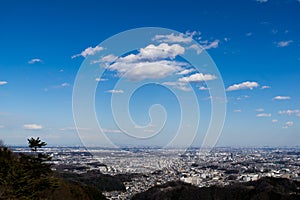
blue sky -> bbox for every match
[0,0,299,147]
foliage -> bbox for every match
[0,138,58,199]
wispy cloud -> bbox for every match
[28,58,42,64]
[246,32,253,37]
[276,40,293,47]
[261,85,271,89]
[199,86,209,91]
[23,124,43,130]
[178,73,216,82]
[234,109,242,113]
[0,81,8,85]
[226,81,259,91]
[72,46,104,58]
[282,121,294,129]
[273,96,291,100]
[153,33,193,44]
[163,81,191,92]
[60,127,92,131]
[255,108,264,112]
[106,89,124,94]
[256,0,268,3]
[176,68,195,75]
[102,129,123,134]
[256,113,271,117]
[61,82,70,87]
[272,119,278,123]
[189,39,219,54]
[95,78,108,82]
[278,109,300,117]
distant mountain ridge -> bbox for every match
[132,177,300,200]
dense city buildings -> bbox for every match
[12,147,300,199]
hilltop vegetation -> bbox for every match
[0,138,108,200]
[132,177,300,200]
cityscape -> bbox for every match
[12,146,300,199]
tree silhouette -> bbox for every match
[27,137,47,153]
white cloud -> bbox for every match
[60,127,92,131]
[272,119,278,123]
[153,33,193,44]
[95,78,108,82]
[276,40,293,47]
[0,81,8,85]
[285,121,294,126]
[261,85,271,89]
[178,73,216,82]
[256,113,271,117]
[273,96,291,100]
[72,46,104,58]
[91,54,118,64]
[176,68,195,75]
[102,129,123,134]
[256,108,264,112]
[256,0,268,3]
[199,86,209,90]
[61,82,70,87]
[23,124,43,130]
[226,81,259,91]
[106,89,124,94]
[234,109,242,113]
[189,39,219,54]
[0,125,4,128]
[110,60,185,81]
[246,32,253,37]
[278,109,300,116]
[28,58,42,64]
[163,81,191,91]
[107,43,187,81]
[137,43,185,60]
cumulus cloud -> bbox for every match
[106,90,124,94]
[256,113,271,117]
[107,43,187,81]
[226,81,259,91]
[272,119,278,123]
[28,58,42,64]
[273,96,291,100]
[72,46,104,58]
[276,40,293,47]
[178,73,216,82]
[0,81,8,85]
[153,33,193,44]
[23,124,43,130]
